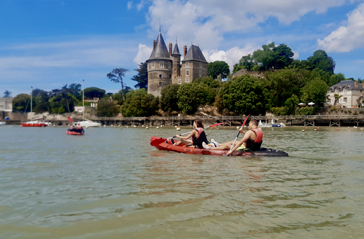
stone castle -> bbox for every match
[147,30,208,97]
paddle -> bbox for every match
[228,114,251,155]
[150,123,225,146]
[67,117,73,123]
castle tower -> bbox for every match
[147,31,172,97]
[171,41,181,84]
[180,45,208,84]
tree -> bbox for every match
[252,42,276,70]
[84,87,106,99]
[220,75,266,115]
[131,62,148,89]
[12,94,30,112]
[334,94,342,106]
[160,84,180,113]
[263,69,306,109]
[107,68,128,101]
[284,94,299,115]
[177,83,214,114]
[272,44,294,69]
[301,79,328,105]
[193,76,220,88]
[96,99,120,117]
[307,50,335,74]
[68,83,82,98]
[32,89,50,113]
[239,54,255,70]
[329,73,345,86]
[3,90,12,97]
[121,89,158,117]
[207,61,230,79]
[58,105,65,114]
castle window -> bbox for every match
[343,97,347,103]
[186,62,189,67]
[160,62,164,68]
[152,62,155,68]
[159,74,162,78]
[185,78,190,83]
[169,74,171,78]
[159,82,162,87]
[199,70,202,77]
[178,79,181,85]
[186,70,189,76]
[174,68,176,72]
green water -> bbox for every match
[0,126,364,238]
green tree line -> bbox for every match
[9,43,362,117]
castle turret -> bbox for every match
[147,31,172,97]
[171,42,181,84]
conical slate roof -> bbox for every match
[183,45,207,62]
[172,42,180,55]
[149,32,170,60]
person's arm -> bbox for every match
[227,131,252,156]
[175,130,196,140]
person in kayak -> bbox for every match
[174,120,209,148]
[203,119,263,155]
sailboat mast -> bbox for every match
[82,79,85,120]
[30,86,33,112]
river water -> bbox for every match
[0,125,363,238]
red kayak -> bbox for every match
[150,136,288,157]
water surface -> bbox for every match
[0,126,363,238]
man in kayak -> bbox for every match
[174,120,209,148]
[203,119,263,156]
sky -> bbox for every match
[1,0,364,97]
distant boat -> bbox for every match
[77,120,101,127]
[21,120,49,127]
[66,126,84,135]
[259,119,284,128]
[0,122,6,126]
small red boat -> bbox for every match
[21,120,48,127]
[150,136,288,157]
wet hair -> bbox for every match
[194,120,204,128]
[250,119,258,126]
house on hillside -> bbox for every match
[0,97,13,112]
[327,80,364,108]
[146,30,208,97]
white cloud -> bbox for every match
[134,44,152,64]
[204,44,258,71]
[318,3,364,52]
[145,0,348,51]
[137,0,145,11]
[127,1,132,10]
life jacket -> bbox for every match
[245,128,263,151]
[192,127,209,149]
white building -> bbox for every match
[0,97,13,112]
[327,80,364,108]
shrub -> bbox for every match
[58,106,65,114]
[270,107,288,116]
[295,107,320,115]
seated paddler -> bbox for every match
[204,119,263,155]
[174,120,209,148]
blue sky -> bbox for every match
[1,0,364,96]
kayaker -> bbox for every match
[204,119,263,156]
[174,120,209,148]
